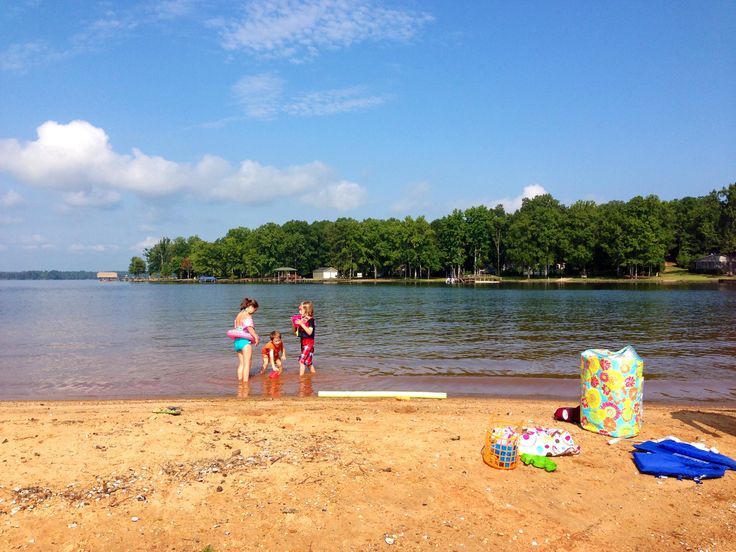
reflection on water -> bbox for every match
[0,280,734,400]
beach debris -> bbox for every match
[153,406,182,416]
[384,534,396,545]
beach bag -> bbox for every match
[580,346,643,437]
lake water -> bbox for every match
[0,280,734,403]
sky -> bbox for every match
[0,1,734,271]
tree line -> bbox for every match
[0,270,98,280]
[131,183,736,280]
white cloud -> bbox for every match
[390,181,430,213]
[69,243,119,253]
[0,120,367,210]
[301,180,367,210]
[0,215,23,225]
[132,236,162,251]
[215,0,433,60]
[0,189,23,207]
[62,189,122,208]
[491,184,548,213]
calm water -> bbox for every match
[0,280,734,402]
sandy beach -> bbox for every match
[1,396,735,551]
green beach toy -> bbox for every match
[520,453,557,472]
[153,406,182,416]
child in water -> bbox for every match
[261,330,286,378]
[233,297,259,382]
[295,300,316,376]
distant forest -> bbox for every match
[132,183,736,280]
[0,271,99,280]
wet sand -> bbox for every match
[1,396,735,551]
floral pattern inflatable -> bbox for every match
[580,346,643,437]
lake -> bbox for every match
[0,280,734,403]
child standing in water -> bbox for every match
[295,300,316,376]
[261,330,286,378]
[233,297,259,382]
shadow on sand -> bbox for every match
[670,409,736,439]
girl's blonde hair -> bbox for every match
[300,300,314,317]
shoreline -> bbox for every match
[1,396,734,551]
[2,374,733,405]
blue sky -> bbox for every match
[0,0,734,271]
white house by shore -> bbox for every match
[312,267,338,280]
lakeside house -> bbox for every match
[96,271,118,281]
[312,267,338,280]
[694,254,734,274]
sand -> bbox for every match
[1,396,735,551]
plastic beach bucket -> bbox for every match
[482,425,520,470]
[580,346,643,437]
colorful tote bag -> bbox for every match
[580,345,643,437]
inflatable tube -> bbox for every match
[227,328,253,340]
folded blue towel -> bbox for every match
[632,439,735,482]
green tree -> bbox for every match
[506,195,565,277]
[190,239,223,277]
[432,209,467,278]
[128,256,146,277]
[281,220,316,276]
[464,206,492,275]
[325,218,361,277]
[144,237,173,277]
[564,200,599,276]
[669,193,720,267]
[717,182,736,273]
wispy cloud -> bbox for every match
[61,189,122,209]
[390,181,431,213]
[215,0,433,60]
[19,233,53,250]
[0,120,368,211]
[285,86,388,116]
[232,73,285,119]
[69,243,119,253]
[231,73,389,120]
[0,2,175,72]
[0,189,24,207]
[0,215,24,225]
[0,41,60,72]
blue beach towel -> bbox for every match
[632,439,736,483]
